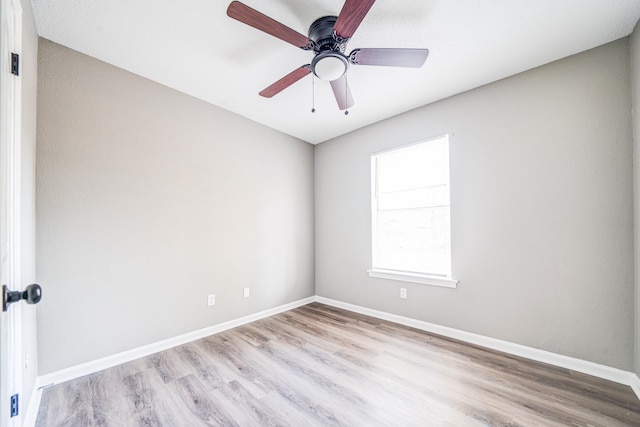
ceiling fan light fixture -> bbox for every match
[312,53,347,81]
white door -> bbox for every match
[0,0,22,426]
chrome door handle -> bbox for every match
[2,284,42,312]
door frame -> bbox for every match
[0,0,23,425]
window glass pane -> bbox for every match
[377,138,449,193]
[377,184,449,210]
[374,206,451,275]
[372,135,451,278]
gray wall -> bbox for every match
[35,33,638,375]
[36,39,315,374]
[21,0,39,411]
[315,39,634,370]
[632,22,640,377]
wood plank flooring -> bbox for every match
[36,303,640,426]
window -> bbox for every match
[369,135,457,288]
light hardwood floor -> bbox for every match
[36,303,640,426]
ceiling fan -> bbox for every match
[226,0,429,112]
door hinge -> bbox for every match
[10,393,18,417]
[11,53,19,76]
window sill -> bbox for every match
[367,269,458,288]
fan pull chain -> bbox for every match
[344,73,349,116]
[311,73,316,113]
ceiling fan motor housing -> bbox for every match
[309,16,341,51]
[309,16,348,81]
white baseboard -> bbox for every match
[631,373,640,401]
[35,296,315,390]
[315,296,640,392]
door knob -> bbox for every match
[2,284,42,312]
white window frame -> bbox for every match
[368,135,458,288]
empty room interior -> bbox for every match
[4,0,640,425]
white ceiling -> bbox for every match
[31,0,640,144]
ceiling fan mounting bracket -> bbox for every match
[332,31,350,47]
[348,49,361,64]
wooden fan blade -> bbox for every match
[350,48,429,67]
[259,66,311,98]
[330,74,355,110]
[227,1,311,49]
[333,0,376,40]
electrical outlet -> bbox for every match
[243,287,250,298]
[400,288,407,299]
[207,294,216,306]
